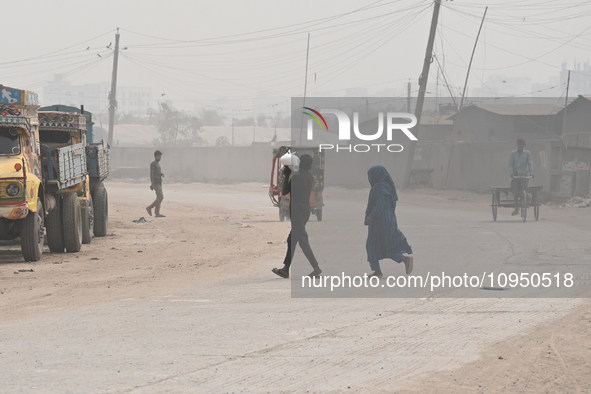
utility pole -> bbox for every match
[299,33,311,145]
[562,70,571,134]
[406,80,411,113]
[435,68,439,114]
[402,0,441,189]
[458,7,487,112]
[443,6,487,188]
[107,28,120,148]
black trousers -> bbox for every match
[282,221,319,269]
[511,178,529,208]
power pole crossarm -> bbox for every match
[107,29,120,148]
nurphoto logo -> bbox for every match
[302,107,418,153]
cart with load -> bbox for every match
[269,146,324,221]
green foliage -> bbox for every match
[272,111,291,128]
[215,136,230,147]
[199,108,225,126]
[154,103,206,146]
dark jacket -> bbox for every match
[283,169,313,223]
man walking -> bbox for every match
[272,154,322,278]
[147,150,165,218]
[509,138,533,216]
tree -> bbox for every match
[153,103,206,146]
[215,136,230,147]
[271,111,290,128]
[234,117,255,126]
[257,114,268,127]
[199,108,225,126]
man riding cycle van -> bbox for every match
[509,138,534,216]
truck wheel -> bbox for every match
[82,195,94,244]
[93,183,108,237]
[21,198,44,262]
[46,195,65,253]
[63,192,82,253]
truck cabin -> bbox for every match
[38,112,85,148]
[0,127,22,156]
[0,127,33,162]
[0,127,32,200]
[39,129,73,145]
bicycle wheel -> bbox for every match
[491,191,498,221]
[521,190,528,222]
[533,190,540,221]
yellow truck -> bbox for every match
[0,85,45,261]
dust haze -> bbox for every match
[2,1,591,393]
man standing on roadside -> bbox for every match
[509,138,533,216]
[147,150,165,217]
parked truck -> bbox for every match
[38,105,109,238]
[0,85,45,261]
[37,108,109,252]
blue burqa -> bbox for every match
[365,166,412,269]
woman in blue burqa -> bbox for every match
[364,165,413,278]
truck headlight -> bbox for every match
[6,183,20,197]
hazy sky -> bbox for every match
[3,0,591,116]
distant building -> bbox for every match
[447,104,562,142]
[43,75,152,116]
[358,115,452,144]
[556,95,591,134]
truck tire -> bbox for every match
[21,198,44,262]
[93,183,108,237]
[82,195,94,244]
[63,192,82,253]
[46,195,65,253]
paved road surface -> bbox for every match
[0,182,589,393]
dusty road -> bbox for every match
[0,181,590,393]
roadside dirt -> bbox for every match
[403,300,591,393]
[0,182,288,322]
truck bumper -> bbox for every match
[0,201,29,220]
